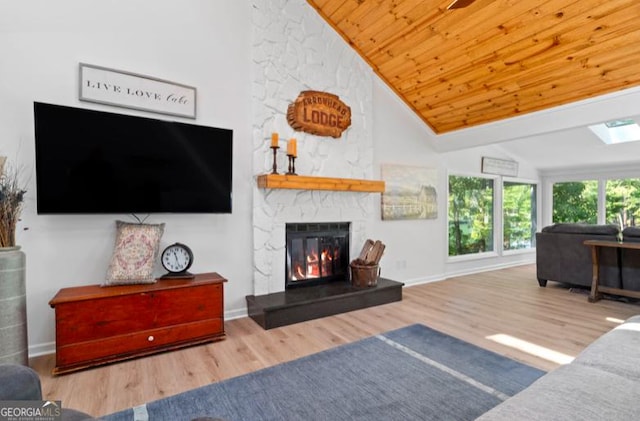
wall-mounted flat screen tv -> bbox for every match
[34,102,233,214]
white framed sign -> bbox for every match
[481,157,519,177]
[79,63,197,119]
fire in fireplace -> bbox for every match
[285,222,350,288]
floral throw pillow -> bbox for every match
[103,221,165,286]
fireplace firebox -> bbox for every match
[285,222,350,289]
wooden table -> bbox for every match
[583,240,640,303]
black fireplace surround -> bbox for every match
[286,222,350,289]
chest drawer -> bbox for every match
[56,318,223,367]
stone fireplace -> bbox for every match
[251,0,376,297]
[246,1,403,330]
[286,222,350,289]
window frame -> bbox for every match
[541,164,640,228]
[549,177,640,227]
[447,171,539,262]
[502,179,538,255]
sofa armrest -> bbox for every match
[476,315,640,420]
[0,364,42,400]
[0,364,95,421]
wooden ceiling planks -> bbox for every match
[417,14,640,113]
[307,0,640,133]
[420,23,640,123]
[338,1,430,54]
[384,1,611,95]
[426,62,639,132]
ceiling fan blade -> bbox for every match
[447,0,477,9]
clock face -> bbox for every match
[161,243,193,273]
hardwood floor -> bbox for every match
[31,264,640,417]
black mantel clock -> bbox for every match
[160,242,195,279]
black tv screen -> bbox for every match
[34,102,232,214]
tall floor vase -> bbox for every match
[0,246,27,365]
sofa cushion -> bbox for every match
[620,231,640,290]
[622,226,640,239]
[476,315,640,421]
[541,223,619,235]
[476,363,640,420]
[572,316,640,380]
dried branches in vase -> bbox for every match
[0,156,26,248]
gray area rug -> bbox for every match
[100,324,545,421]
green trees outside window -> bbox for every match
[449,175,640,257]
[553,179,640,227]
[503,182,537,250]
[552,181,598,223]
[448,176,494,256]
[606,178,640,227]
[449,176,538,257]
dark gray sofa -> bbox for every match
[620,227,640,291]
[536,223,621,289]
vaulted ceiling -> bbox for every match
[306,0,640,134]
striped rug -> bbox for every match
[101,324,545,421]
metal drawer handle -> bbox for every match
[148,335,154,342]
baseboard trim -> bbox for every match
[29,341,55,358]
[402,274,446,287]
[446,259,534,279]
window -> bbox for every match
[606,178,640,227]
[552,181,597,223]
[448,176,494,256]
[503,182,537,250]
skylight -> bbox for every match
[589,118,640,145]
[605,119,635,128]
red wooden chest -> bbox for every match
[49,272,226,375]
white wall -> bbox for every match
[0,0,254,355]
[371,79,448,284]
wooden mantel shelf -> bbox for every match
[257,174,385,193]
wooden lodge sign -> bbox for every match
[287,90,351,138]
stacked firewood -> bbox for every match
[351,239,386,267]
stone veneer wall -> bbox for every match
[251,0,376,295]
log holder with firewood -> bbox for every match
[350,239,385,288]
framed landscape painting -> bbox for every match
[381,164,438,220]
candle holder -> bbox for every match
[270,145,279,174]
[286,154,297,176]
